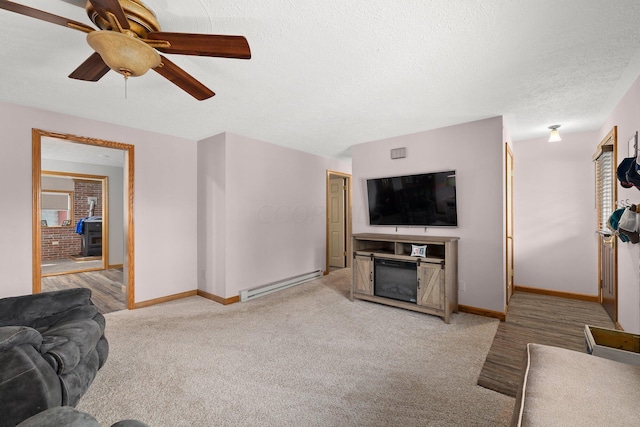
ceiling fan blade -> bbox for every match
[147,32,251,59]
[68,52,110,81]
[87,0,129,30]
[0,0,94,32]
[154,55,215,101]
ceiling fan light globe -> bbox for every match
[87,31,160,77]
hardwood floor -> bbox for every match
[477,290,616,397]
[41,268,126,314]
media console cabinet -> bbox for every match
[351,233,459,323]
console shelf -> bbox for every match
[351,233,459,323]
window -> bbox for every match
[41,191,73,227]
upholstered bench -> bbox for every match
[511,343,640,426]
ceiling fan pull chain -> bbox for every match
[124,74,128,100]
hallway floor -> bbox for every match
[42,257,103,275]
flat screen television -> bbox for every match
[367,171,457,227]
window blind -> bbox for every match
[595,148,614,232]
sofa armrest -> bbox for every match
[0,289,93,328]
[0,326,42,352]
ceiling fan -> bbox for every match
[0,0,251,100]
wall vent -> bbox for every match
[390,147,406,159]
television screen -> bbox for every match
[367,171,457,226]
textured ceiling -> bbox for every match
[42,136,125,167]
[2,0,640,160]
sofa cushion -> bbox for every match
[0,344,62,426]
[41,319,102,374]
[511,343,640,426]
[59,349,100,406]
[0,326,42,352]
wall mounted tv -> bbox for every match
[367,171,457,227]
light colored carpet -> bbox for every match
[77,268,514,426]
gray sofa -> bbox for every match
[0,288,109,427]
[511,343,640,426]
[16,406,148,427]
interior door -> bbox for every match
[329,177,346,268]
[594,127,617,323]
[506,144,515,304]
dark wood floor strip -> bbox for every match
[477,291,616,397]
[41,269,126,314]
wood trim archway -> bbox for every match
[32,129,136,309]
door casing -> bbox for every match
[505,143,515,307]
[593,126,618,323]
[32,129,136,309]
[325,170,352,274]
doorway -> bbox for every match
[325,170,352,274]
[32,129,136,310]
[593,127,618,323]
[40,171,108,276]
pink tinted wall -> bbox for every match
[197,132,352,299]
[197,133,227,298]
[513,130,599,297]
[351,117,506,313]
[0,101,198,303]
[515,73,640,334]
[600,74,640,333]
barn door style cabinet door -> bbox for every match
[350,233,458,323]
[417,261,445,311]
[352,254,374,296]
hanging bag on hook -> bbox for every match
[618,132,640,189]
[617,157,636,188]
[618,206,640,243]
[608,208,632,243]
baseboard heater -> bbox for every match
[240,269,323,302]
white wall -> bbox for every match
[600,74,640,334]
[351,117,506,313]
[0,101,198,303]
[41,159,125,266]
[197,132,352,299]
[513,130,599,296]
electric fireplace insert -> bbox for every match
[374,258,418,303]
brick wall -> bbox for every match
[74,180,103,219]
[41,179,102,261]
[41,227,81,261]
